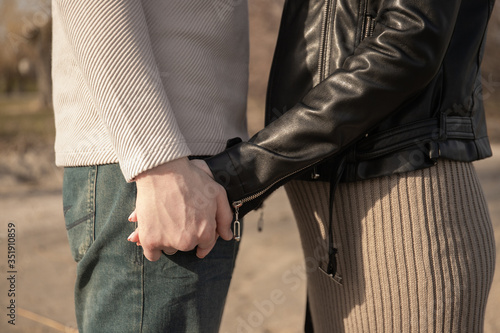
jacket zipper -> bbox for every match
[362,0,375,40]
[232,1,341,240]
[230,161,321,241]
[319,0,333,81]
[363,15,375,39]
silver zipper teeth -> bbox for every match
[364,15,374,39]
[319,1,332,81]
[231,160,328,242]
[235,162,319,206]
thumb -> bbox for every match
[127,229,140,243]
[128,210,138,222]
[215,190,234,241]
[191,159,213,179]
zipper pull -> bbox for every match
[257,209,264,232]
[232,201,242,242]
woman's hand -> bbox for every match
[127,157,233,260]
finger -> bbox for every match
[196,232,218,259]
[142,247,162,262]
[162,247,178,255]
[128,210,138,222]
[127,229,140,242]
[215,190,234,241]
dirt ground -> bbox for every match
[0,144,498,333]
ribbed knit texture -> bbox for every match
[52,0,249,181]
[285,160,496,333]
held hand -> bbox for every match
[129,157,233,261]
[190,159,213,178]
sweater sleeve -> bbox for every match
[53,0,191,181]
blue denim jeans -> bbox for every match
[62,164,240,333]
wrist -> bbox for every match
[135,157,190,185]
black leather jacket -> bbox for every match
[206,0,495,218]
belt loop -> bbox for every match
[427,141,440,163]
[439,112,448,141]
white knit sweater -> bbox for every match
[52,0,249,181]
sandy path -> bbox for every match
[0,146,499,333]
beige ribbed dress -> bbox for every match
[285,160,496,332]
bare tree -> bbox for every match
[0,0,52,109]
[28,19,52,109]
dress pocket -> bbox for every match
[62,166,96,262]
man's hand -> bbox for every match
[128,157,233,261]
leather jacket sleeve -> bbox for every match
[205,0,463,217]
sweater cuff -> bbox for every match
[121,142,192,182]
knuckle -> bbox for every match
[176,236,197,252]
[144,250,160,262]
[196,251,208,259]
[148,255,160,262]
[141,235,164,251]
[199,232,215,245]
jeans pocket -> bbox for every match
[62,166,96,262]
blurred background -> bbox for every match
[0,0,499,332]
